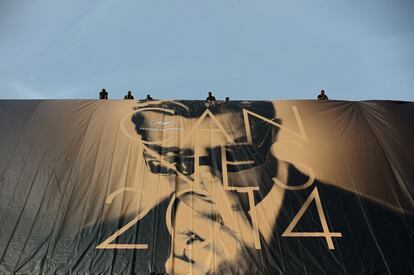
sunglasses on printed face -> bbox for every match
[143,144,267,176]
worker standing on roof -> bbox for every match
[206,91,216,101]
[317,90,329,101]
[124,91,134,100]
[205,91,216,107]
[99,88,108,99]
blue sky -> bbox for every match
[1,0,413,101]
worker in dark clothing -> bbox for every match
[99,89,108,99]
[317,90,329,101]
[124,91,134,100]
[205,91,216,108]
[206,91,216,101]
[225,97,230,103]
[146,94,154,101]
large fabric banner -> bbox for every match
[0,100,413,274]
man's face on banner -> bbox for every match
[132,101,276,274]
[134,101,276,189]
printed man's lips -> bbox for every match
[149,120,175,126]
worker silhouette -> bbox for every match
[146,94,154,101]
[225,96,230,103]
[205,92,216,108]
[99,89,108,99]
[317,90,329,101]
[206,91,216,101]
[124,91,134,100]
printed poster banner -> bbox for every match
[0,100,413,274]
